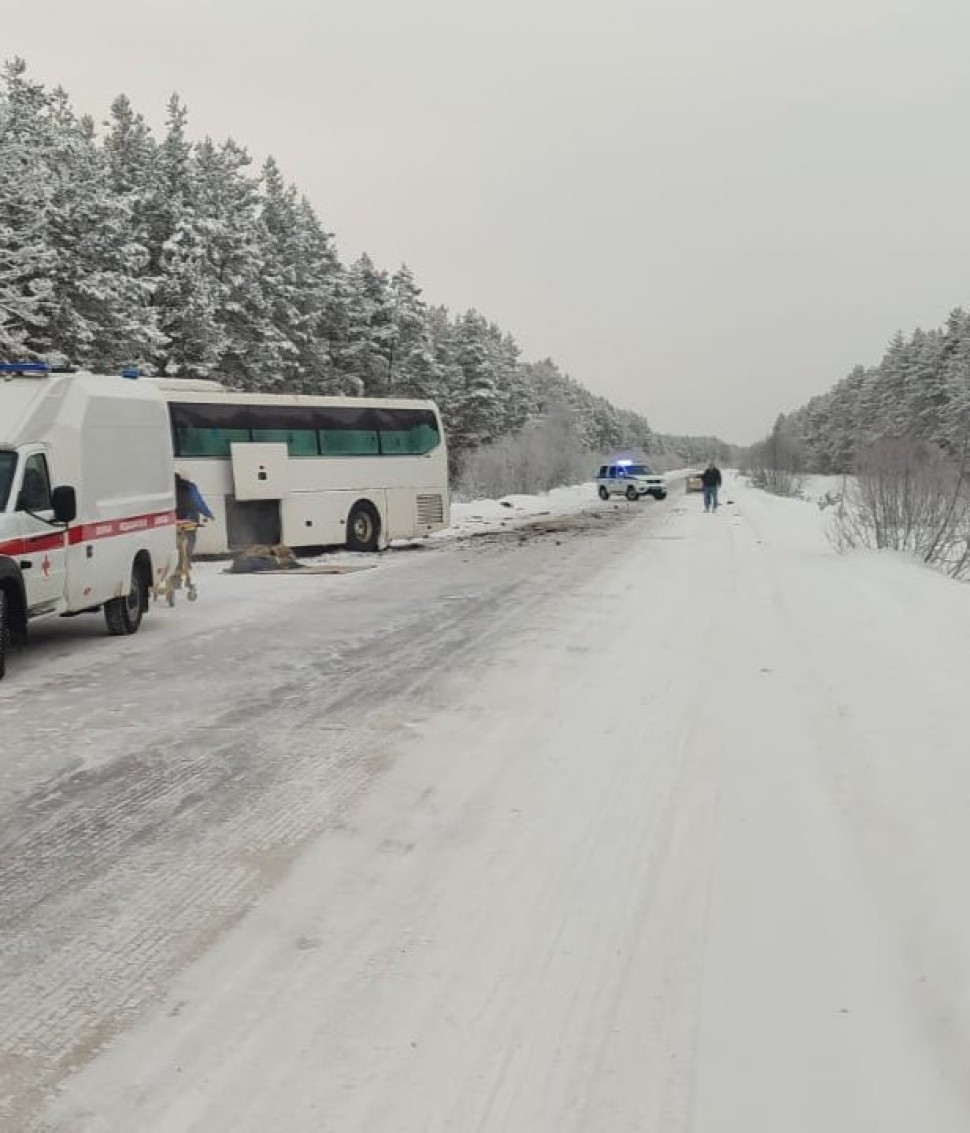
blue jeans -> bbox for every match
[703,485,718,511]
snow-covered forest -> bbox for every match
[763,308,970,474]
[0,59,710,469]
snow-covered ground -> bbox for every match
[4,473,970,1132]
[443,481,607,535]
[0,482,626,720]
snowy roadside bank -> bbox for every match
[442,470,689,541]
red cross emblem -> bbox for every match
[41,554,51,578]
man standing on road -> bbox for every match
[701,460,722,513]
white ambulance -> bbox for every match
[0,364,177,680]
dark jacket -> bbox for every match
[175,475,215,523]
[701,466,722,488]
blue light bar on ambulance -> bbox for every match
[0,362,51,375]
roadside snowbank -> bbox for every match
[443,482,600,538]
[446,471,689,540]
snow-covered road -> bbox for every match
[5,478,970,1131]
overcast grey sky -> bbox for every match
[6,0,970,441]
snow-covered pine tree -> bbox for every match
[449,309,504,450]
[387,264,438,398]
[287,195,345,394]
[150,95,224,378]
[37,87,161,370]
[0,59,56,360]
[871,330,911,440]
[496,330,536,435]
[256,158,347,393]
[900,327,947,444]
[340,253,395,395]
[937,309,970,453]
[482,323,525,434]
[192,138,282,389]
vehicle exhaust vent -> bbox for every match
[417,494,444,526]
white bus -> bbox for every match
[147,380,450,555]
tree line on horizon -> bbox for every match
[751,308,970,475]
[0,58,731,471]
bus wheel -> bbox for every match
[105,566,146,635]
[347,502,380,553]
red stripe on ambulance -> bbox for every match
[67,510,175,545]
[0,530,67,556]
[0,511,175,558]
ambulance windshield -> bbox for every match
[0,451,16,511]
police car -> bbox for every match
[596,461,667,502]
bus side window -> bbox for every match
[379,424,440,455]
[412,423,439,453]
[319,429,379,455]
[174,427,251,458]
[252,429,319,456]
[379,430,415,454]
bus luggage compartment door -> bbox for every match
[229,442,290,501]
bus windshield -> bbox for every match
[0,451,16,511]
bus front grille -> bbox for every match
[417,494,444,527]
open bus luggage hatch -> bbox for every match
[230,442,289,500]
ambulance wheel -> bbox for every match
[105,568,146,635]
[598,485,609,500]
[626,485,639,502]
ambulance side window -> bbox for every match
[17,453,52,513]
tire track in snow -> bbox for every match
[34,503,730,1133]
[0,510,661,1131]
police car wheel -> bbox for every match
[598,485,609,500]
[625,485,639,501]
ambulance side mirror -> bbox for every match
[51,485,77,525]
